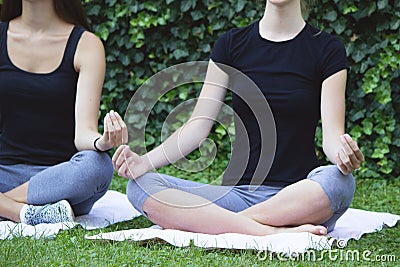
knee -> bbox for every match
[126,178,153,215]
[126,172,168,215]
[341,172,356,208]
[328,166,356,205]
[309,165,355,212]
[72,151,113,190]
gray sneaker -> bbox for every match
[23,200,75,225]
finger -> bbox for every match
[110,110,120,126]
[340,135,359,166]
[115,155,124,170]
[122,125,128,144]
[106,113,116,145]
[110,111,122,146]
[340,135,354,155]
[336,153,349,175]
[119,163,131,179]
[112,145,126,168]
[103,114,110,142]
[120,147,135,161]
[112,145,126,159]
[343,134,364,169]
[344,134,364,162]
[338,149,353,173]
[115,147,130,170]
[114,112,125,127]
[118,162,129,178]
[116,146,136,170]
[115,112,128,144]
[347,143,362,170]
[121,156,137,179]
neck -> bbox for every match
[260,1,305,41]
[20,0,62,32]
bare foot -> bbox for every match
[274,224,327,235]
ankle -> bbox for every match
[19,204,30,223]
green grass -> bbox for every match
[1,166,399,266]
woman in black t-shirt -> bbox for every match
[0,0,127,225]
[113,0,364,235]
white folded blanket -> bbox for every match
[0,190,140,240]
[1,190,399,254]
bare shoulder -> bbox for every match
[75,31,105,71]
[78,31,104,52]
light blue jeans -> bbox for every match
[126,165,355,232]
[0,151,113,216]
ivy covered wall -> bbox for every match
[1,0,399,178]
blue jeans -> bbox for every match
[0,151,113,216]
[126,165,355,232]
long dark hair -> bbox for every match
[0,0,91,30]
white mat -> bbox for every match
[75,190,141,230]
[86,226,334,253]
[85,209,399,254]
[1,190,399,254]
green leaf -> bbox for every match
[178,89,188,100]
[215,125,227,136]
[377,0,388,10]
[96,24,110,41]
[181,0,196,12]
[190,10,204,21]
[235,0,246,12]
[172,49,189,60]
[352,49,366,63]
[323,10,337,22]
[331,19,346,35]
[343,3,358,14]
[362,120,373,135]
[375,82,392,105]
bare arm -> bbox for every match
[74,32,127,151]
[113,60,229,178]
[321,69,364,174]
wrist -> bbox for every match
[141,155,154,173]
[94,137,109,152]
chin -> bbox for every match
[268,0,298,6]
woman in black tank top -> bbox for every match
[0,0,127,225]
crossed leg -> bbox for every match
[239,179,332,227]
[142,187,328,236]
[128,171,336,236]
[0,151,113,222]
[129,165,356,236]
[4,182,28,203]
[0,192,25,222]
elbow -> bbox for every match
[322,140,329,155]
[74,134,86,151]
[74,125,99,151]
[74,137,83,151]
[188,119,212,141]
[322,139,339,164]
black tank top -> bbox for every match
[0,21,85,165]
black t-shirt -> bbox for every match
[211,21,349,187]
[0,22,85,165]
